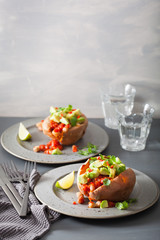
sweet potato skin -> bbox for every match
[42,114,88,145]
[77,160,136,202]
[89,168,136,201]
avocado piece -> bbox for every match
[50,106,57,114]
[99,167,110,175]
[50,112,60,123]
[60,117,69,125]
[78,173,88,184]
[116,164,126,175]
[102,161,110,168]
[72,109,81,116]
[100,200,108,209]
[77,117,85,123]
[90,160,104,169]
[66,109,81,120]
[86,169,100,179]
[52,148,62,155]
[115,157,122,164]
[109,168,116,178]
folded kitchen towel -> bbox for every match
[0,169,61,240]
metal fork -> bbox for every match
[3,161,27,187]
[20,161,36,217]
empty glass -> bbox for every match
[100,83,136,129]
[118,104,154,151]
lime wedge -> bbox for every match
[55,171,75,189]
[18,122,32,141]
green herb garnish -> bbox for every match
[70,116,77,126]
[115,198,137,210]
[78,143,98,156]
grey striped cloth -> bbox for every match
[0,169,60,240]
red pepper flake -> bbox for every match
[73,201,77,205]
[110,165,114,168]
[68,111,72,114]
[97,156,101,160]
[106,161,110,166]
[77,115,80,119]
[88,169,93,172]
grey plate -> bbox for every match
[34,163,160,219]
[1,118,109,164]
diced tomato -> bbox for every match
[50,139,60,148]
[54,127,60,132]
[106,161,110,166]
[46,140,52,147]
[50,120,59,130]
[108,201,115,208]
[39,144,46,151]
[44,149,53,154]
[72,145,78,152]
[73,201,77,205]
[45,145,49,150]
[83,185,90,193]
[57,144,63,150]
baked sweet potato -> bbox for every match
[36,105,88,146]
[42,113,88,145]
[77,156,136,202]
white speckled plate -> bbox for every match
[34,164,160,219]
[1,118,109,164]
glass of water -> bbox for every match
[100,83,136,129]
[118,104,154,151]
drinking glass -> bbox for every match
[118,104,154,151]
[100,83,136,129]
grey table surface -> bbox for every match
[0,117,160,240]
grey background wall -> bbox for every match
[0,0,160,118]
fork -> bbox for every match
[20,161,36,217]
[3,161,27,187]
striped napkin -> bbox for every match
[0,169,60,240]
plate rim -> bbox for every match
[34,163,160,219]
[0,117,109,164]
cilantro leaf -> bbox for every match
[78,143,98,156]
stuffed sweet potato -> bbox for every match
[36,105,88,145]
[77,155,136,203]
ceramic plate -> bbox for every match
[34,163,160,219]
[1,118,109,164]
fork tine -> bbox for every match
[4,162,14,178]
[2,163,9,177]
[33,162,36,170]
[10,161,21,178]
[23,162,28,181]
